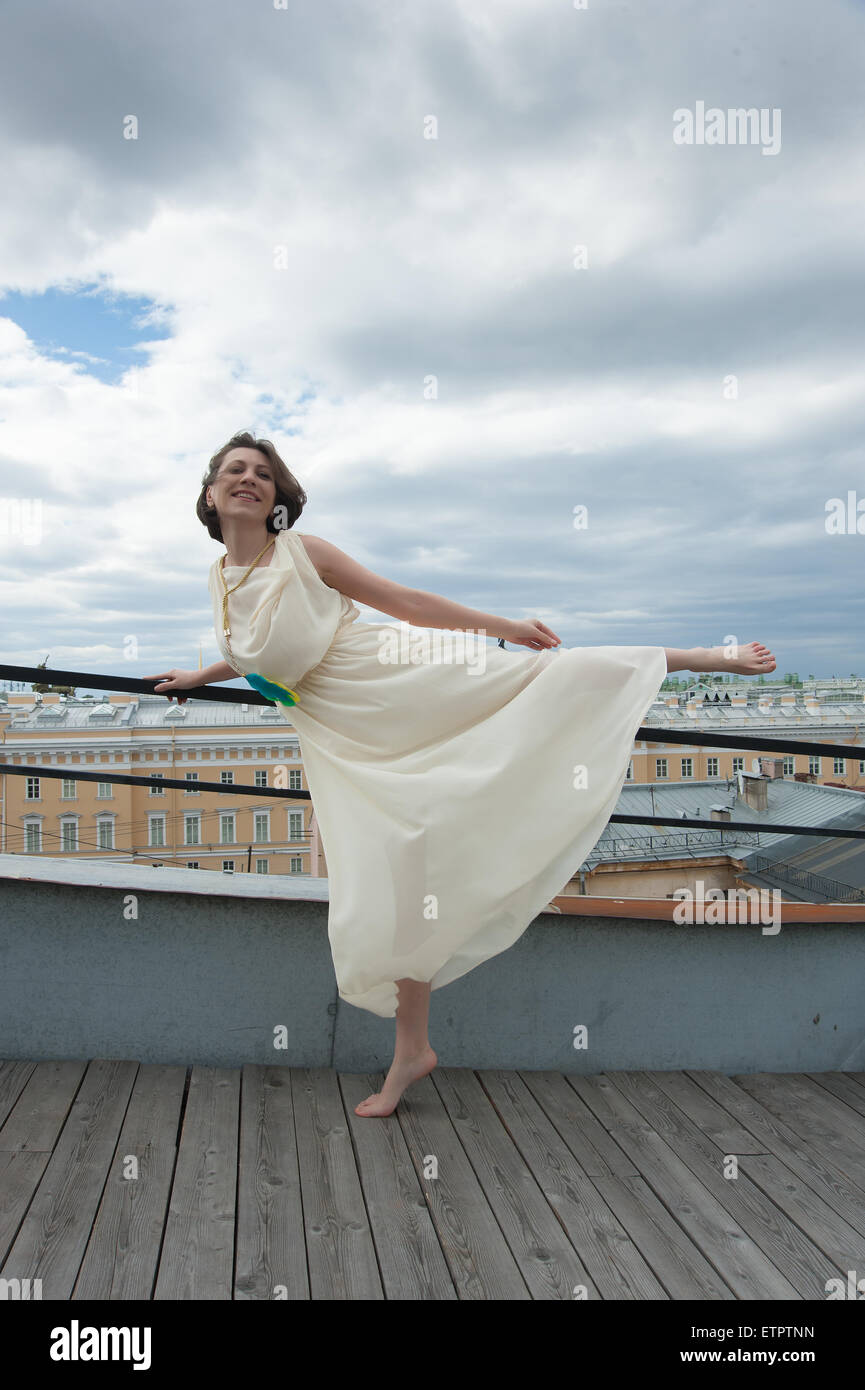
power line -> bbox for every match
[2,792,313,846]
[0,811,317,856]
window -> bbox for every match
[220,770,234,784]
[185,772,200,794]
[254,769,268,787]
[61,778,76,798]
[222,860,235,873]
[25,823,41,852]
[149,817,166,848]
[707,757,719,777]
[809,756,821,775]
[149,774,165,796]
[184,815,200,846]
[220,814,235,844]
[681,758,693,778]
[97,820,114,850]
[288,769,302,790]
[97,782,112,798]
[834,757,846,775]
[187,861,200,869]
[783,756,794,775]
[290,856,304,873]
[289,810,303,840]
[254,813,269,842]
[732,757,744,773]
[255,858,269,874]
[625,759,633,780]
[61,821,78,852]
[859,760,865,775]
[655,759,668,779]
[26,776,40,799]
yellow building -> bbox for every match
[626,687,865,788]
[0,690,324,875]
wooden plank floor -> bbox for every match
[1,1060,864,1300]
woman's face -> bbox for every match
[207,447,278,526]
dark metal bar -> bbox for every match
[609,812,865,841]
[635,724,864,759]
[0,663,272,706]
[2,663,862,758]
[3,763,864,838]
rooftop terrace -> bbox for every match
[2,1058,864,1299]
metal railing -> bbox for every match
[585,827,763,863]
[2,663,865,840]
[745,852,865,904]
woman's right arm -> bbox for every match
[197,661,239,683]
[145,661,239,702]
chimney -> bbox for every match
[780,692,796,708]
[685,699,700,719]
[804,693,820,715]
[738,771,768,812]
[760,757,785,780]
[757,692,774,713]
[664,694,678,709]
[730,693,748,710]
[710,805,732,821]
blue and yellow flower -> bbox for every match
[245,672,300,707]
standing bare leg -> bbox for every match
[354,978,437,1118]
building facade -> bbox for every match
[625,687,865,788]
[0,691,324,875]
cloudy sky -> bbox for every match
[0,0,863,691]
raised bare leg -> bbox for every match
[354,978,437,1118]
[664,642,776,676]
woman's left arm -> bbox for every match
[301,534,520,642]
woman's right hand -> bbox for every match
[144,669,200,703]
[506,619,562,650]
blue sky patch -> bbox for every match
[0,283,173,384]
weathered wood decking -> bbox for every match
[1,1061,864,1299]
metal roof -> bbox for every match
[5,694,292,730]
[586,776,865,871]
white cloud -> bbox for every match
[0,0,863,678]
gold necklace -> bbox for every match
[218,535,275,658]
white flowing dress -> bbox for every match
[208,527,667,1018]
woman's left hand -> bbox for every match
[506,619,562,650]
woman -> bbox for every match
[149,431,776,1118]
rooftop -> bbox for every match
[1,1056,862,1299]
[587,777,865,868]
[2,692,292,730]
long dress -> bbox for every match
[208,527,667,1018]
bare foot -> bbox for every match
[698,641,776,676]
[354,1046,438,1118]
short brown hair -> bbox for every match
[196,431,307,542]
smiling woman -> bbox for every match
[195,430,306,548]
[147,428,775,1122]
